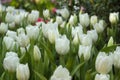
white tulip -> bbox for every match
[87,30,98,43]
[78,45,91,61]
[95,52,113,74]
[60,8,69,19]
[48,22,59,44]
[17,34,30,47]
[72,34,79,45]
[90,15,98,25]
[17,28,25,36]
[3,52,19,72]
[109,12,119,24]
[93,22,104,33]
[55,35,70,55]
[26,25,39,41]
[51,65,72,80]
[79,13,90,27]
[16,63,30,80]
[20,47,26,55]
[72,24,83,37]
[69,14,77,26]
[28,10,39,23]
[43,9,50,18]
[80,34,92,46]
[5,12,15,23]
[42,22,51,38]
[6,30,17,40]
[95,74,110,80]
[3,36,15,51]
[113,47,120,68]
[34,45,41,61]
[6,6,15,13]
[0,23,8,34]
[56,16,63,25]
[59,21,66,28]
[14,14,22,25]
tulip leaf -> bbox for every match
[71,62,85,76]
[33,70,47,80]
[0,72,5,80]
[40,41,54,63]
[100,44,118,53]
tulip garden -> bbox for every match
[0,0,120,80]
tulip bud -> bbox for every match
[43,9,50,19]
[79,13,90,27]
[90,15,98,25]
[60,8,69,19]
[95,52,113,74]
[107,36,113,47]
[55,35,70,55]
[16,63,30,80]
[3,52,19,72]
[95,74,110,80]
[78,45,91,61]
[60,21,66,28]
[28,10,39,23]
[69,14,77,26]
[34,45,41,61]
[109,12,119,24]
[50,65,72,80]
[0,23,8,34]
[56,16,63,25]
[72,34,79,45]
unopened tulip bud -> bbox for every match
[107,36,113,47]
[109,12,119,24]
[34,45,41,61]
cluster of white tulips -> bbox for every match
[0,3,119,80]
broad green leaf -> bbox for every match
[100,44,118,53]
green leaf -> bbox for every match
[0,72,5,80]
[100,44,118,53]
[71,62,85,76]
[33,70,47,80]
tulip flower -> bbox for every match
[16,63,30,80]
[95,52,113,74]
[55,35,70,55]
[50,65,72,80]
[3,52,19,72]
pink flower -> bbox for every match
[51,8,57,14]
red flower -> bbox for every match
[37,18,44,22]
